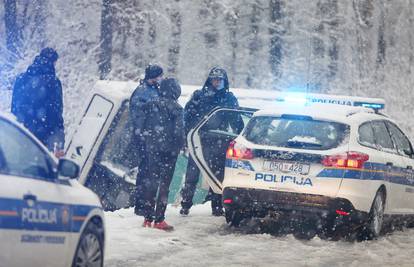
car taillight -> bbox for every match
[322,151,369,169]
[226,141,254,159]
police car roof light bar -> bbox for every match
[276,92,385,111]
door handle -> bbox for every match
[386,162,393,167]
[23,193,37,202]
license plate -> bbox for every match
[262,160,310,175]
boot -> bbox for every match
[179,207,190,216]
[142,219,152,228]
[212,207,224,217]
[153,221,174,232]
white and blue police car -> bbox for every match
[0,112,105,266]
[188,93,414,239]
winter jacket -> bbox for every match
[135,78,184,153]
[184,69,244,135]
[11,55,64,150]
[129,80,160,144]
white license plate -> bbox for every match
[263,160,310,175]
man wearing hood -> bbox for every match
[135,78,184,231]
[11,47,64,155]
[180,67,244,216]
[129,64,164,216]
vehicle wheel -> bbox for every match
[292,219,317,240]
[225,208,243,227]
[72,221,104,267]
[362,190,385,240]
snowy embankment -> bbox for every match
[105,204,414,267]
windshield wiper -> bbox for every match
[285,140,322,148]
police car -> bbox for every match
[188,93,414,239]
[0,112,105,266]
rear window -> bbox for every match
[243,116,349,150]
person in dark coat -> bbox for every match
[180,67,244,216]
[11,47,65,154]
[129,64,164,216]
[136,78,184,231]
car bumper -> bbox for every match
[222,187,369,228]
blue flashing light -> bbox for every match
[355,102,385,110]
[361,103,383,109]
[283,95,307,105]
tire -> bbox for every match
[72,221,104,267]
[292,219,317,240]
[225,208,244,227]
[362,190,385,240]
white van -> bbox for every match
[66,80,282,210]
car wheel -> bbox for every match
[292,219,317,240]
[225,208,243,227]
[72,222,104,267]
[363,190,385,240]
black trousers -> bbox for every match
[180,154,222,211]
[134,145,147,215]
[142,151,178,222]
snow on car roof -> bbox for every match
[92,80,283,109]
[91,81,386,115]
[254,103,379,123]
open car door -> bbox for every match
[188,107,257,194]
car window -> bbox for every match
[371,120,396,153]
[244,116,349,150]
[386,121,413,157]
[0,119,56,180]
[358,122,376,148]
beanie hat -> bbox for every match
[208,67,226,80]
[160,78,181,100]
[39,47,59,63]
[144,64,163,80]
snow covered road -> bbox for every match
[104,204,414,267]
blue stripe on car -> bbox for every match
[317,162,414,186]
[0,197,101,232]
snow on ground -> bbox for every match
[105,204,414,267]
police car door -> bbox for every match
[188,107,256,194]
[0,118,71,267]
[385,121,414,213]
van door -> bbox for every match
[66,94,114,184]
[188,107,257,194]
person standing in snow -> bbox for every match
[11,47,65,156]
[136,78,184,231]
[129,64,164,216]
[180,67,244,216]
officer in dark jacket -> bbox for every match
[136,78,184,231]
[180,67,244,216]
[11,47,64,154]
[129,64,164,216]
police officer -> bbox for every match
[129,64,163,216]
[180,67,244,216]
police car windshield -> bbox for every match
[244,116,349,150]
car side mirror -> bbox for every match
[58,159,80,179]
